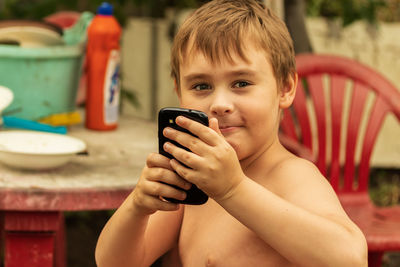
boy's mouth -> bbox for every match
[219,125,240,134]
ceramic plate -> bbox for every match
[0,130,86,170]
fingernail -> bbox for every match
[163,127,171,135]
[164,142,171,150]
[184,182,192,190]
[181,192,187,200]
[176,116,185,123]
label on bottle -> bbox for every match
[103,49,120,125]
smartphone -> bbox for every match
[158,107,209,205]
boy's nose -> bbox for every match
[210,91,234,116]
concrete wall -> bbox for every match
[120,18,179,121]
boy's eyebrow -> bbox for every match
[227,69,258,77]
[183,69,258,82]
[183,73,211,82]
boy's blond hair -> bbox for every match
[171,0,296,91]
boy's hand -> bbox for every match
[132,153,192,215]
[162,116,245,201]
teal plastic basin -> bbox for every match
[0,44,84,120]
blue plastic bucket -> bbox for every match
[0,44,84,120]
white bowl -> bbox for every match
[0,130,86,170]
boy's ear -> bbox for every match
[279,73,297,109]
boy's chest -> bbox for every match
[177,200,293,267]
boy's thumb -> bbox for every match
[209,118,222,135]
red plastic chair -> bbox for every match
[280,54,400,266]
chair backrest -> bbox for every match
[280,54,400,194]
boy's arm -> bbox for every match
[95,153,189,267]
[95,195,183,267]
[217,158,368,267]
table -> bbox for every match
[0,115,157,267]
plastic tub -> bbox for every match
[0,44,84,120]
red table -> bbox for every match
[0,116,157,267]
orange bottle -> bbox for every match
[85,2,122,130]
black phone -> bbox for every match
[158,107,209,205]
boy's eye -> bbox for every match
[233,81,250,88]
[193,83,211,91]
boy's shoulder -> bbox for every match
[270,155,321,184]
[261,155,344,215]
[256,153,320,187]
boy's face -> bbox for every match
[177,45,295,161]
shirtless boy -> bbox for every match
[95,1,368,266]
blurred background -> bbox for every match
[0,0,399,266]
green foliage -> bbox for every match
[1,0,58,20]
[306,0,387,26]
[121,88,140,109]
[0,0,199,22]
[369,169,400,206]
[377,0,400,22]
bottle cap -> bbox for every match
[97,2,113,15]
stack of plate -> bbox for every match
[0,20,64,47]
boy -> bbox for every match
[95,1,367,266]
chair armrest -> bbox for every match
[278,133,315,163]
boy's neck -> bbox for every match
[239,134,282,172]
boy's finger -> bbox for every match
[209,117,222,136]
[163,142,203,170]
[169,159,198,185]
[175,116,218,146]
[146,167,192,190]
[146,153,173,170]
[143,180,187,201]
[144,195,180,212]
[163,128,207,156]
